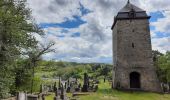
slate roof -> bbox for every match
[119,2,144,12]
[111,1,150,29]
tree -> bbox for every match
[152,50,163,63]
[0,0,43,98]
[157,52,170,83]
[24,42,55,93]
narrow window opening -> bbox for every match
[132,43,135,48]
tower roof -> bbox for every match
[111,1,150,30]
[119,2,145,13]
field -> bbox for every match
[46,81,170,100]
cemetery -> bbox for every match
[3,62,170,100]
[1,0,170,100]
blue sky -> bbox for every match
[27,0,170,64]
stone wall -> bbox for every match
[112,19,162,92]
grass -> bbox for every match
[79,81,170,100]
[45,81,170,100]
[46,94,55,100]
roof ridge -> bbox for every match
[119,2,145,12]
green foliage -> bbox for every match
[14,75,42,93]
[0,0,42,98]
[37,61,112,82]
[157,51,170,83]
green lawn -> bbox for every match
[45,81,170,100]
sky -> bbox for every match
[27,0,170,64]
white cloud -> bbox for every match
[27,0,81,23]
[151,11,170,33]
[27,0,170,63]
[152,37,170,53]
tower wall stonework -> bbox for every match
[112,19,162,92]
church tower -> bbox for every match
[111,1,162,92]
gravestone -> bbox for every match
[40,84,43,93]
[49,84,53,92]
[17,92,27,100]
[53,96,59,100]
[54,82,57,92]
[65,82,67,89]
[55,87,58,96]
[42,94,45,100]
[94,85,98,92]
[75,87,80,92]
[78,83,81,88]
[60,84,65,100]
[169,83,170,92]
[27,94,38,100]
[67,78,70,87]
[161,83,169,93]
[82,73,89,92]
[58,76,61,89]
[66,86,71,93]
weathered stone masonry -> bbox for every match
[112,1,162,92]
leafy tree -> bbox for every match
[0,0,42,98]
[56,60,66,68]
[157,51,170,83]
[24,42,55,93]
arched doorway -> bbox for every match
[130,72,140,89]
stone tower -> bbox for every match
[111,1,162,92]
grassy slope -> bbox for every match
[79,81,170,100]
